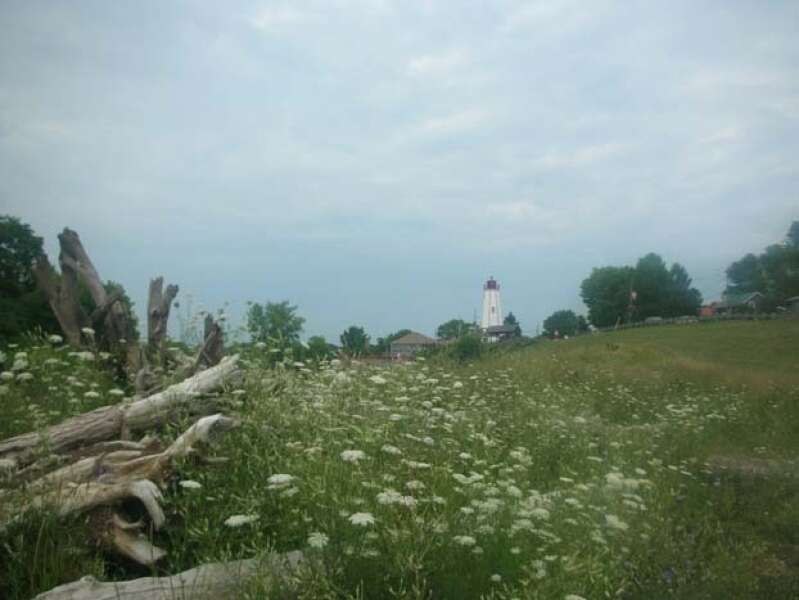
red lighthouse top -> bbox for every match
[484,277,499,290]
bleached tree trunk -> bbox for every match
[57,228,132,347]
[0,356,240,469]
[193,314,224,373]
[32,256,89,347]
[33,551,305,600]
[2,415,237,564]
[146,276,179,359]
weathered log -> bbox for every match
[57,228,133,349]
[32,256,89,347]
[3,415,237,566]
[0,356,241,468]
[33,551,305,600]
[146,277,179,360]
[193,315,224,374]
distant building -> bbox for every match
[390,331,438,358]
[699,304,716,317]
[480,277,503,329]
[483,324,518,343]
[785,296,799,313]
[714,292,765,314]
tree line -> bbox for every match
[541,220,798,337]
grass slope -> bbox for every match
[2,320,798,599]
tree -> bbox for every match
[0,215,60,340]
[340,325,369,356]
[580,266,634,327]
[373,329,411,355]
[542,309,586,338]
[666,263,702,316]
[503,312,522,336]
[436,319,472,340]
[306,335,332,360]
[449,333,482,362]
[787,220,799,248]
[725,222,799,305]
[246,300,305,345]
[725,253,767,295]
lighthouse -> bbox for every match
[480,277,503,329]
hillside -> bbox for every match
[499,319,799,392]
[2,320,799,599]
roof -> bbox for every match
[717,291,764,308]
[390,332,438,346]
[485,325,518,334]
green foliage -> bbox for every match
[0,215,43,296]
[580,265,634,327]
[372,329,411,355]
[449,333,483,362]
[339,325,369,356]
[436,318,472,340]
[0,216,59,342]
[581,254,702,327]
[3,321,799,598]
[542,309,587,338]
[726,221,799,305]
[246,301,305,346]
[306,335,332,360]
[503,311,522,336]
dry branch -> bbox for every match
[0,356,240,469]
[146,277,179,360]
[32,256,88,347]
[33,551,305,600]
[193,315,224,374]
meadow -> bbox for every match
[2,319,798,599]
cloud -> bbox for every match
[531,143,628,170]
[249,5,316,30]
[407,49,467,77]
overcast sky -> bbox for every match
[1,1,797,341]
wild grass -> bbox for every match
[2,320,799,599]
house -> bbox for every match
[483,324,519,343]
[714,292,765,315]
[785,296,799,313]
[389,332,438,358]
[699,304,716,317]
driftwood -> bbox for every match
[32,256,89,347]
[193,315,224,373]
[3,415,237,565]
[0,356,240,469]
[33,551,305,600]
[146,277,179,360]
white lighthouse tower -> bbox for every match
[480,276,503,329]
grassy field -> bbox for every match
[1,319,798,599]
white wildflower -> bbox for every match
[605,514,629,531]
[307,531,329,549]
[490,574,502,583]
[179,480,202,489]
[224,514,259,527]
[453,535,476,546]
[109,388,125,397]
[0,371,13,381]
[81,327,95,337]
[16,372,34,382]
[341,449,367,463]
[84,391,101,399]
[348,512,375,526]
[267,474,295,489]
[369,375,387,385]
[48,334,63,344]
